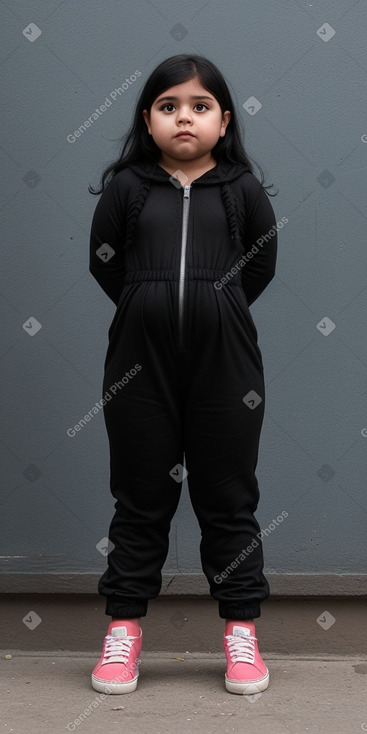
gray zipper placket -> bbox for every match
[178,184,191,350]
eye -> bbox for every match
[160,103,175,111]
[159,103,209,112]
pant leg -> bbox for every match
[183,316,270,621]
[98,288,185,619]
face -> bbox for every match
[142,77,231,166]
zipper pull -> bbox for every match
[183,185,190,198]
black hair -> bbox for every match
[89,54,278,250]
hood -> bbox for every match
[128,160,250,185]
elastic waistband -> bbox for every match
[121,267,242,285]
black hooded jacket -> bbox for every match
[89,160,278,352]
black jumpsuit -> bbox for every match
[89,159,278,622]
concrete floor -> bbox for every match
[2,651,367,734]
[1,595,367,733]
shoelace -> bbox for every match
[225,634,256,664]
[102,634,134,664]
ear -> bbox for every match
[220,110,231,137]
[142,109,151,135]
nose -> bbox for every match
[177,106,192,124]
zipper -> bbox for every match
[177,184,191,350]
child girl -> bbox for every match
[89,54,278,696]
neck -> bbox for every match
[157,152,217,176]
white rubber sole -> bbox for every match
[91,673,139,694]
[225,669,269,695]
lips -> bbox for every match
[175,131,195,137]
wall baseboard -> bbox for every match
[0,573,366,595]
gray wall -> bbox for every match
[1,0,366,583]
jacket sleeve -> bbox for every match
[89,174,127,306]
[241,183,278,307]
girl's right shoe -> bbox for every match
[91,619,143,694]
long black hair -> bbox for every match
[88,54,277,197]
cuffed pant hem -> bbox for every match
[218,602,261,620]
[105,599,148,619]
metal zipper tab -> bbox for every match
[178,185,191,351]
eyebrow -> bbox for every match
[154,95,214,105]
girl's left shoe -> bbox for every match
[223,619,269,695]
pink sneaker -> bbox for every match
[224,620,269,695]
[91,620,142,694]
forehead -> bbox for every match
[153,77,215,103]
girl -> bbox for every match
[89,54,278,696]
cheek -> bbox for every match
[153,118,171,133]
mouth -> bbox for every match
[175,132,195,138]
